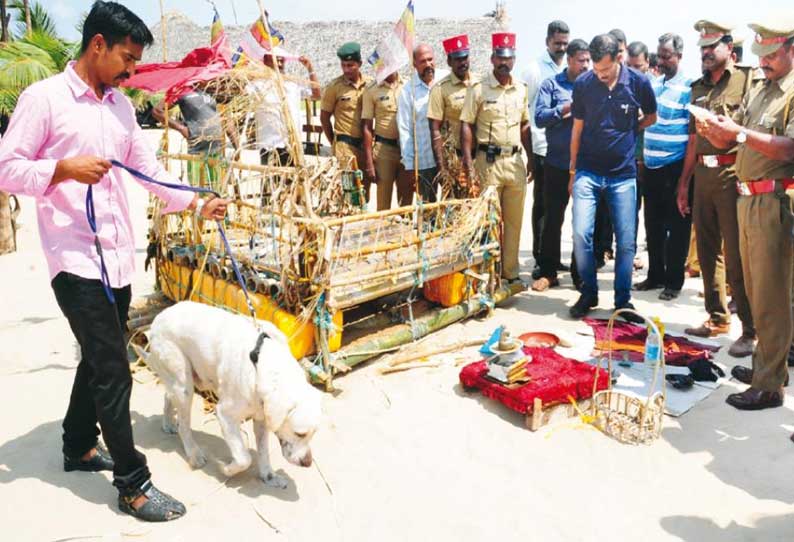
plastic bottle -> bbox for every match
[644,317,664,368]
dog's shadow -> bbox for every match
[131,411,300,502]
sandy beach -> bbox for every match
[1,131,792,542]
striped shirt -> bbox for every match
[397,70,448,170]
[643,71,692,169]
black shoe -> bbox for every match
[614,302,645,324]
[64,444,114,473]
[569,294,598,319]
[118,481,186,522]
[556,262,570,272]
[633,279,664,291]
[658,288,680,301]
[531,266,544,280]
[731,365,789,387]
[725,387,784,411]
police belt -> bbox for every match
[698,153,736,168]
[736,178,794,196]
[374,134,399,148]
[477,144,520,157]
[336,134,363,148]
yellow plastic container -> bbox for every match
[198,266,215,306]
[224,282,241,314]
[423,272,468,307]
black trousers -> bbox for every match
[531,154,546,263]
[538,163,571,278]
[52,272,150,495]
[260,147,292,166]
[642,160,692,290]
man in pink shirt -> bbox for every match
[0,1,227,522]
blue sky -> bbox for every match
[39,0,792,77]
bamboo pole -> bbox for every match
[322,281,525,375]
[158,0,171,164]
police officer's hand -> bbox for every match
[676,182,690,217]
[53,156,112,186]
[526,168,534,184]
[364,163,376,183]
[706,114,741,142]
[201,197,230,220]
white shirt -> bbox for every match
[249,78,311,151]
[522,50,565,157]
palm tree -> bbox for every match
[0,1,71,254]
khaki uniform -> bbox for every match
[427,72,480,150]
[460,72,529,279]
[689,62,756,334]
[734,69,794,392]
[362,77,405,210]
[321,74,372,169]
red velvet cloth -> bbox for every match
[583,318,720,366]
[459,347,610,415]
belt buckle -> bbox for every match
[703,155,719,168]
[736,182,752,196]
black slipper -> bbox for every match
[118,481,186,522]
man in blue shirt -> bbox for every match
[635,33,692,300]
[568,34,657,321]
[531,39,591,291]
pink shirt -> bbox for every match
[0,62,194,288]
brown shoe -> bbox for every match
[685,320,730,338]
[731,366,789,387]
[725,387,784,410]
[728,335,756,358]
[531,276,559,292]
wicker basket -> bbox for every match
[589,309,666,445]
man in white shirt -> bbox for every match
[251,52,320,165]
[397,44,448,202]
[523,20,569,278]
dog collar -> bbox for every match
[249,331,270,365]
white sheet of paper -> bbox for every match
[687,104,718,123]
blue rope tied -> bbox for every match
[87,161,258,325]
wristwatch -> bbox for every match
[736,129,748,144]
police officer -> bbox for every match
[460,33,532,284]
[698,20,794,410]
[361,71,404,210]
[321,42,373,193]
[676,20,757,358]
[428,34,479,197]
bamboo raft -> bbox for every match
[133,58,521,390]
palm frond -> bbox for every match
[0,88,21,116]
[9,1,57,38]
[20,30,72,70]
[0,41,58,90]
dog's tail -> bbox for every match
[131,343,151,364]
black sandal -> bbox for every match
[118,481,186,522]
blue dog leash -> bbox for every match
[86,160,257,322]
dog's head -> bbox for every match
[272,387,322,467]
[256,342,322,468]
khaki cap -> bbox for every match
[694,20,734,47]
[748,20,794,56]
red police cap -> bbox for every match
[492,32,516,57]
[443,34,470,58]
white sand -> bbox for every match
[1,131,793,541]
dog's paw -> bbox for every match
[259,471,288,489]
[187,449,207,469]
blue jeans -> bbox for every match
[572,170,637,307]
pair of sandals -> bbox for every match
[119,480,186,522]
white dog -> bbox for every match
[136,301,322,488]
